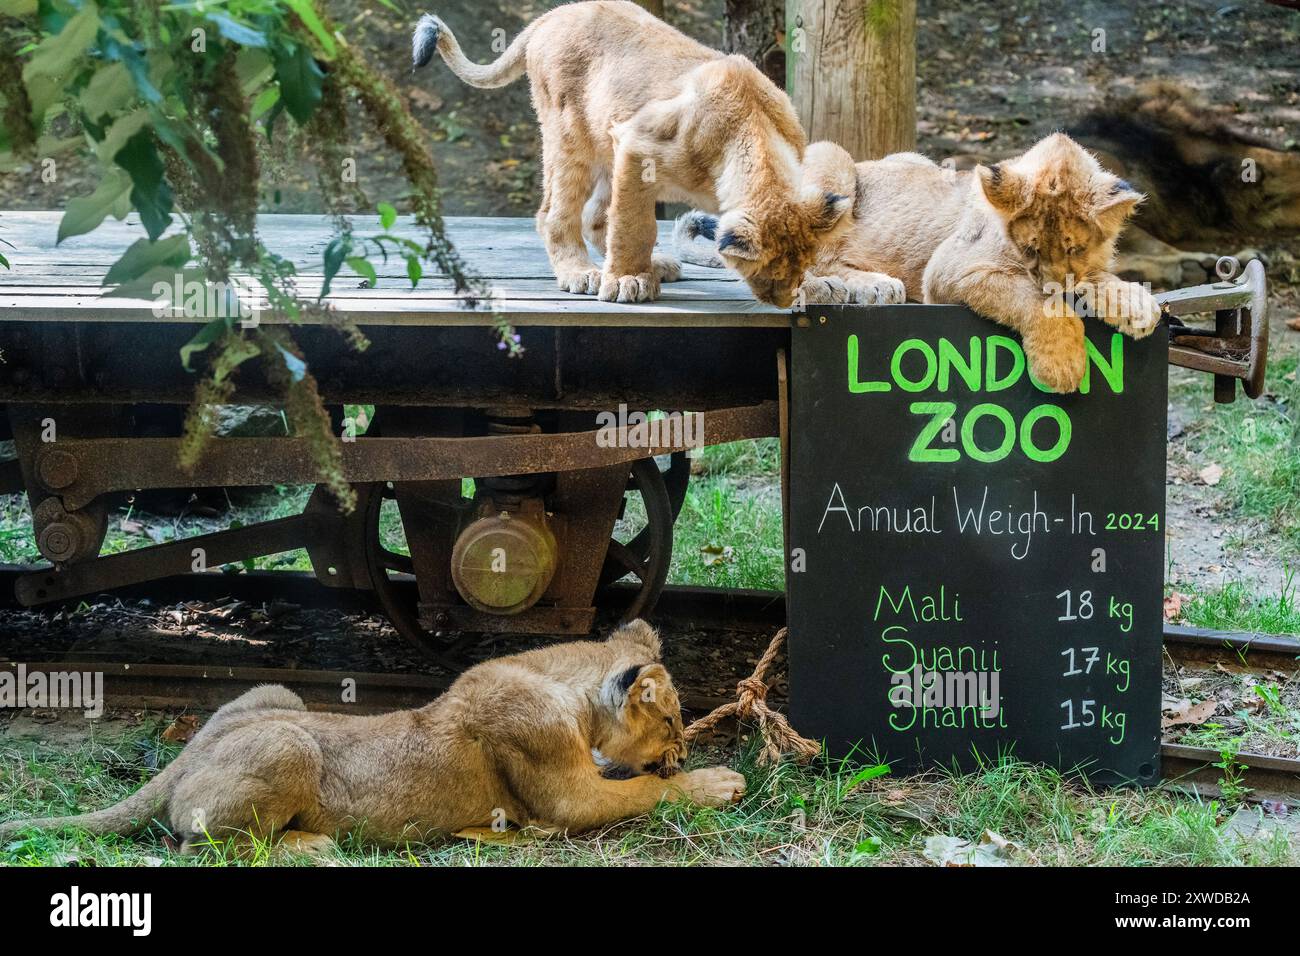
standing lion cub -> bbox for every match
[412,1,851,307]
[0,621,745,853]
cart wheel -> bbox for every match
[597,457,675,622]
[360,481,479,671]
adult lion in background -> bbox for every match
[412,1,852,307]
[0,621,745,854]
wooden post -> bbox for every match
[786,0,916,160]
[724,0,787,89]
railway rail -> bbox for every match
[3,578,1296,802]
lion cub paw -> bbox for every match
[1025,339,1086,393]
[556,266,603,296]
[652,252,683,283]
[681,766,747,807]
[844,273,906,305]
[598,271,659,303]
[800,274,852,304]
[276,830,337,860]
[1101,282,1163,339]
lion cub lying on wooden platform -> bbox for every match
[412,1,851,307]
[0,621,745,854]
[678,132,1162,392]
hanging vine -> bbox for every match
[0,0,518,512]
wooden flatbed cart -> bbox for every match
[0,212,1270,669]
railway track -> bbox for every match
[2,570,1297,801]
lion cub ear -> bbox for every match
[608,618,662,659]
[803,187,853,235]
[1092,178,1145,230]
[977,162,1028,215]
[603,662,670,711]
[716,212,761,265]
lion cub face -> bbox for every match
[977,132,1143,290]
[600,661,688,777]
[707,189,853,309]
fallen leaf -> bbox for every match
[161,714,201,743]
[1161,698,1219,729]
[1198,463,1223,486]
[698,544,734,567]
[923,829,1022,867]
[407,88,443,111]
[1163,591,1191,622]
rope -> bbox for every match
[683,627,820,766]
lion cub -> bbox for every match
[678,132,1162,391]
[0,621,745,853]
[412,1,850,307]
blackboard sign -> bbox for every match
[787,306,1167,784]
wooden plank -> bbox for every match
[0,213,791,326]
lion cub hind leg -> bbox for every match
[170,720,323,852]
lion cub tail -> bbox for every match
[672,211,726,269]
[0,763,177,842]
[412,13,533,90]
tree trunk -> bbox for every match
[723,0,786,89]
[786,0,916,160]
[631,0,666,17]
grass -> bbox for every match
[1173,352,1300,550]
[1174,568,1300,636]
[2,722,1292,867]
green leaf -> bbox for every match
[346,256,376,288]
[406,255,422,287]
[104,234,191,285]
[272,42,324,124]
[283,0,337,58]
[22,2,99,80]
[57,167,133,243]
[840,763,891,800]
[113,129,173,240]
[208,13,268,49]
[180,318,231,372]
[320,235,352,298]
[377,202,397,231]
[250,85,280,120]
[80,62,133,123]
[98,33,162,105]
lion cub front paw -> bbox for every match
[1101,282,1163,339]
[800,274,852,304]
[1022,312,1087,393]
[844,272,906,305]
[598,271,659,303]
[556,266,602,296]
[681,766,746,807]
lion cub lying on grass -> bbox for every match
[412,1,851,307]
[0,621,744,854]
[678,132,1162,392]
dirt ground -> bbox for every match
[1,593,1294,761]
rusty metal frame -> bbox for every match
[1158,258,1269,402]
[22,401,777,511]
